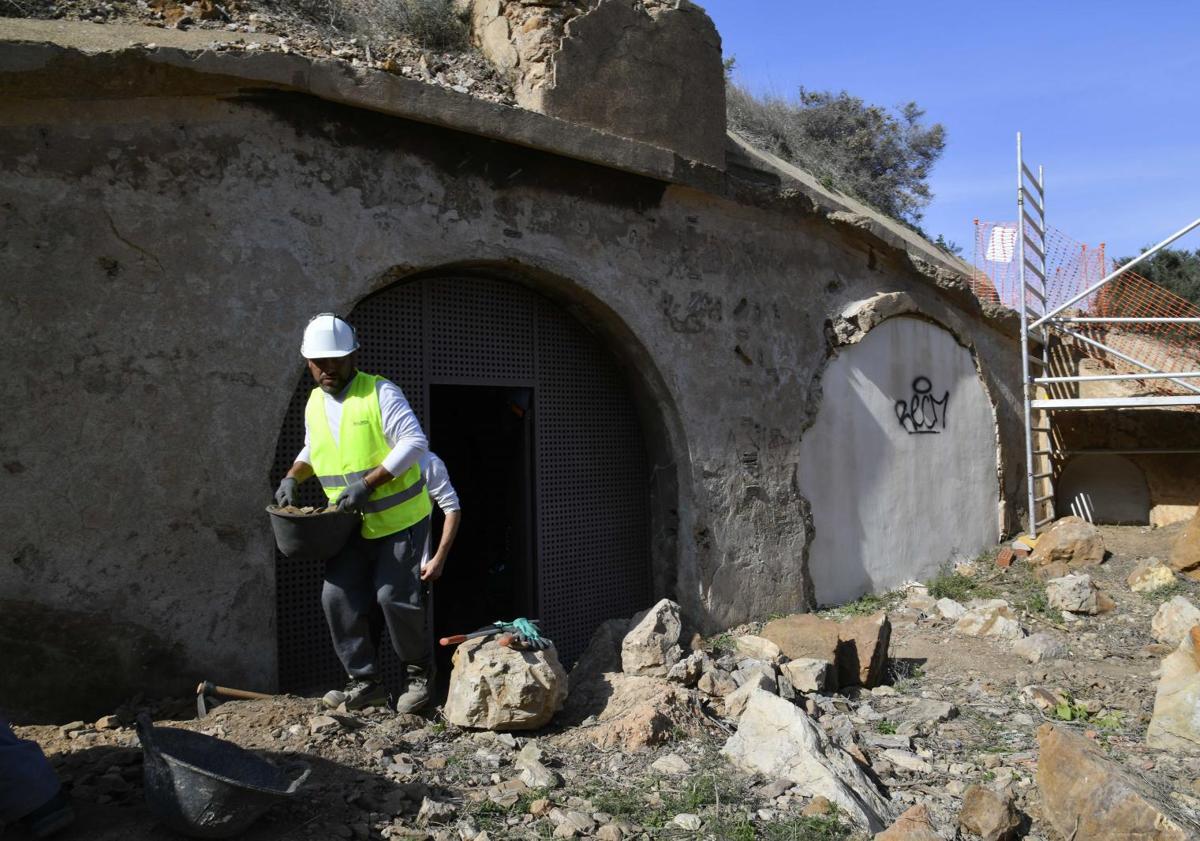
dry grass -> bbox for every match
[283,0,468,47]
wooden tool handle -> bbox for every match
[213,685,273,701]
[196,681,273,701]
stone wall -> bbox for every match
[0,39,1022,719]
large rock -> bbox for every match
[444,636,568,731]
[762,614,840,670]
[621,599,683,677]
[1029,516,1105,568]
[1147,626,1200,751]
[779,658,832,693]
[874,802,940,841]
[761,611,890,689]
[1036,724,1192,840]
[734,634,781,662]
[934,598,966,621]
[1045,573,1108,615]
[953,600,1024,640]
[837,612,891,689]
[1128,558,1178,593]
[553,673,706,752]
[1170,510,1200,580]
[1151,596,1200,647]
[1012,632,1067,664]
[724,672,775,720]
[958,785,1021,841]
[721,690,891,832]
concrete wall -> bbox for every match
[1053,409,1200,528]
[798,317,1001,606]
[0,41,1024,720]
[1056,455,1151,525]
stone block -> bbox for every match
[538,0,726,167]
[444,636,568,730]
[620,598,682,677]
[779,658,831,693]
[1029,516,1105,568]
[1170,510,1200,580]
[720,690,890,832]
[1128,558,1177,593]
[1152,596,1200,647]
[1147,626,1200,751]
[1037,724,1189,840]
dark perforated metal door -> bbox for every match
[271,276,651,692]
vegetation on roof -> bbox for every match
[726,69,954,252]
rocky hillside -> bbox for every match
[14,517,1200,840]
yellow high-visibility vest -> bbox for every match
[305,372,431,539]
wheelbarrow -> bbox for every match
[136,713,310,838]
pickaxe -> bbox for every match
[196,680,274,718]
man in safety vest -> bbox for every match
[274,313,436,713]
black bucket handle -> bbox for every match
[135,712,159,757]
[279,761,311,796]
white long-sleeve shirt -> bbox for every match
[421,452,459,569]
[295,375,427,477]
[422,452,460,513]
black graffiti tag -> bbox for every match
[895,376,949,434]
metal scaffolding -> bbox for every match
[1015,132,1200,535]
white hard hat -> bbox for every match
[300,313,359,359]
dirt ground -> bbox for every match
[7,523,1200,840]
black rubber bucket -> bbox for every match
[136,714,310,839]
[266,505,360,563]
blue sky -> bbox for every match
[702,0,1200,261]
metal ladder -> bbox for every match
[1016,133,1200,536]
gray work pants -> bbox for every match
[321,516,431,680]
[0,718,60,823]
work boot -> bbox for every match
[322,678,387,711]
[394,664,432,714]
[20,788,75,838]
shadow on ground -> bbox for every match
[5,747,405,841]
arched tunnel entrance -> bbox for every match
[271,273,661,693]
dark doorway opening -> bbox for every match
[428,384,535,685]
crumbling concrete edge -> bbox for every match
[0,35,724,192]
[726,131,1022,338]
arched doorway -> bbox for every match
[798,316,1000,606]
[271,274,653,693]
[1056,454,1150,524]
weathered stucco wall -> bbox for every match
[0,42,1024,719]
[798,317,1000,606]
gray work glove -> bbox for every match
[335,479,372,512]
[274,477,298,508]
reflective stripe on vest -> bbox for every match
[305,372,432,539]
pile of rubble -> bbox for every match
[13,512,1200,840]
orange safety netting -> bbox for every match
[972,220,1200,394]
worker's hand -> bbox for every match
[274,477,298,508]
[335,479,372,513]
[421,552,446,582]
